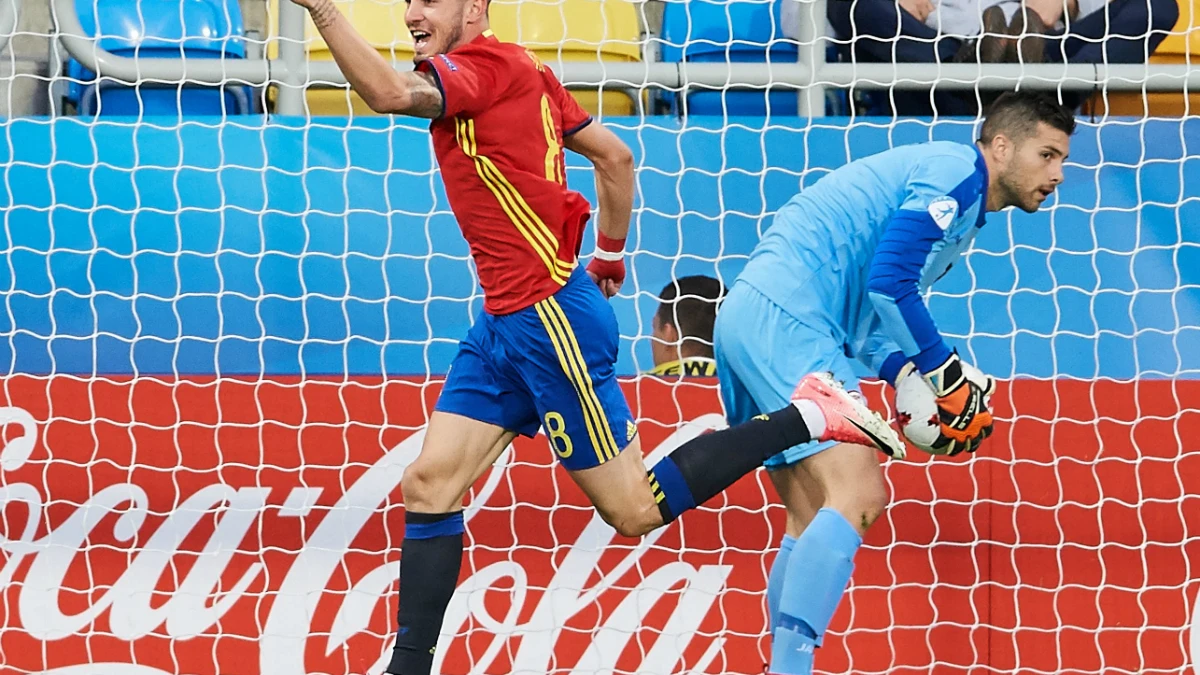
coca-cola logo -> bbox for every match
[0,399,737,675]
[7,376,1198,674]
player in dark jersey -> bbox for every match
[290,0,905,673]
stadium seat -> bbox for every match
[1084,2,1200,117]
[287,0,415,116]
[66,0,252,116]
[489,0,643,116]
[292,0,640,117]
[658,0,799,116]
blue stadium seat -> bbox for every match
[658,0,799,116]
[66,0,252,116]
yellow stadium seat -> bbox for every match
[268,0,642,117]
[489,0,643,116]
[1085,2,1200,117]
[266,0,415,116]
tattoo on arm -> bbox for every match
[402,71,445,118]
[309,0,339,30]
[300,0,443,118]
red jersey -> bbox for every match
[418,31,595,315]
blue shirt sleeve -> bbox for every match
[867,211,952,373]
[866,150,984,375]
[878,351,909,385]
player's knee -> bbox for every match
[616,518,657,538]
[828,480,889,533]
[599,505,659,538]
[401,460,455,513]
[852,483,890,532]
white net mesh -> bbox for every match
[0,0,1198,674]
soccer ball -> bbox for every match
[893,362,994,455]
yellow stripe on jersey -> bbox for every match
[461,117,571,275]
[455,118,574,284]
[477,156,573,277]
[455,118,553,268]
[475,154,574,278]
[455,119,571,283]
[540,95,565,185]
[543,296,620,460]
[534,300,615,465]
[463,117,574,278]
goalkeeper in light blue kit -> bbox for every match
[713,91,1076,674]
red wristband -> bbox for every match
[596,233,625,251]
[594,233,626,262]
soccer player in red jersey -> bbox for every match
[290,0,904,672]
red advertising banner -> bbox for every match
[0,376,1197,675]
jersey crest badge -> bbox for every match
[927,196,958,230]
[626,420,638,442]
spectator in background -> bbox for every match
[646,276,725,377]
[824,0,1006,114]
[825,0,968,63]
[828,0,1177,65]
[826,0,1178,114]
[946,0,1179,64]
[927,1,1046,62]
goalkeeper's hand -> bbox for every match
[586,233,626,299]
[923,352,996,456]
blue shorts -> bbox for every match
[713,280,860,469]
[436,269,636,471]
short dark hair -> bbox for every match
[656,275,726,358]
[979,91,1076,145]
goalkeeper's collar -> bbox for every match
[646,357,717,378]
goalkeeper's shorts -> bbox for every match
[436,267,637,471]
[713,280,859,468]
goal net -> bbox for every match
[1,0,1198,674]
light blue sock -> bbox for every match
[767,534,797,630]
[770,508,862,675]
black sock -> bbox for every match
[387,511,464,675]
[648,404,810,524]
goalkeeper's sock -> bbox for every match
[649,404,812,523]
[771,508,861,675]
[770,622,817,675]
[767,534,797,629]
[387,511,464,675]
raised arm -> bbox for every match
[291,0,444,117]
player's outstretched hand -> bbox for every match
[923,353,996,456]
[586,233,626,299]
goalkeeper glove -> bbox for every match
[586,232,626,298]
[923,352,996,456]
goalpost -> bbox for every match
[0,1,1198,674]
